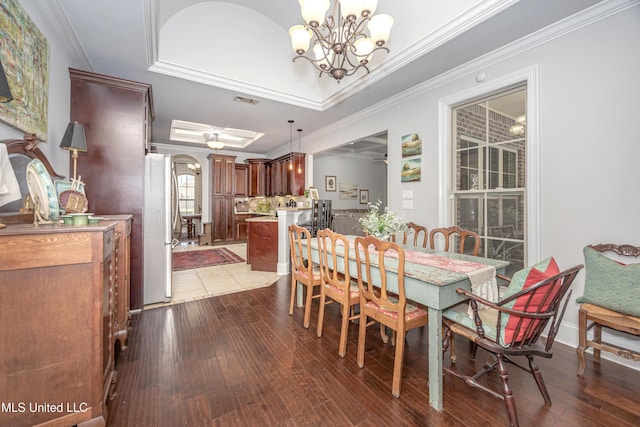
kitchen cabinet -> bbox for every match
[247,218,278,272]
[246,158,269,196]
[234,213,256,241]
[0,223,120,427]
[235,163,248,197]
[210,154,237,243]
[266,153,306,196]
[210,154,236,196]
[70,68,152,310]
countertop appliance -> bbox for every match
[143,153,178,304]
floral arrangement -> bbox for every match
[359,199,407,240]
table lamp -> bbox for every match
[59,121,87,181]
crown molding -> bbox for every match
[41,0,92,71]
[301,0,637,148]
[143,0,158,69]
[148,59,323,110]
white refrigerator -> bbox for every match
[143,153,178,305]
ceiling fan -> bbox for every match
[204,132,224,150]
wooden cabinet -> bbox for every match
[246,158,269,196]
[234,213,255,241]
[266,153,306,196]
[70,68,152,311]
[247,219,279,272]
[104,215,132,350]
[210,154,236,196]
[210,154,237,243]
[235,163,248,197]
[0,223,120,427]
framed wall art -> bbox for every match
[325,175,336,192]
[0,0,49,141]
[308,187,319,200]
[401,158,421,182]
[401,132,422,157]
[359,189,369,204]
[339,182,357,199]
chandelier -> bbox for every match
[204,132,224,150]
[289,0,393,82]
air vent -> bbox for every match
[233,95,260,105]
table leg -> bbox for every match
[428,307,444,410]
[186,218,193,238]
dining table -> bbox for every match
[182,213,201,238]
[299,235,509,411]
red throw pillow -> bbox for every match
[499,257,560,346]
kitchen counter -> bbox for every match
[246,216,278,223]
[247,218,278,272]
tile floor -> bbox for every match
[145,242,281,310]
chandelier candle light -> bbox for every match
[289,0,393,82]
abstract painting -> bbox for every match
[401,158,421,182]
[401,132,422,157]
[0,0,49,141]
[339,182,357,199]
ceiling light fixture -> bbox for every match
[205,132,224,150]
[289,0,393,82]
[509,114,526,137]
[297,128,303,174]
[187,163,201,175]
[288,120,294,170]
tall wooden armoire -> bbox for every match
[69,68,153,310]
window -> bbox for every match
[177,174,195,214]
[452,87,526,274]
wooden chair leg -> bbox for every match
[496,355,519,427]
[391,330,406,398]
[289,279,296,316]
[577,308,587,377]
[593,323,602,361]
[470,342,478,360]
[338,304,349,357]
[380,324,389,343]
[303,284,313,329]
[357,311,367,368]
[317,290,327,337]
[528,355,551,403]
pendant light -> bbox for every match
[288,120,294,170]
[297,128,303,174]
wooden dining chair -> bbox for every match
[429,225,481,360]
[354,235,429,398]
[429,225,480,256]
[576,243,640,377]
[442,260,583,427]
[288,224,322,328]
[316,229,360,357]
[393,221,428,248]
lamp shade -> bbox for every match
[289,25,312,54]
[0,59,12,103]
[59,121,88,152]
[368,13,394,45]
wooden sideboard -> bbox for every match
[0,221,129,427]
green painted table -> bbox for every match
[300,236,509,411]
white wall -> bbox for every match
[0,0,78,178]
[300,4,640,368]
[313,155,387,209]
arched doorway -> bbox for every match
[173,154,202,242]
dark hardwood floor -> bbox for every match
[108,276,640,426]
